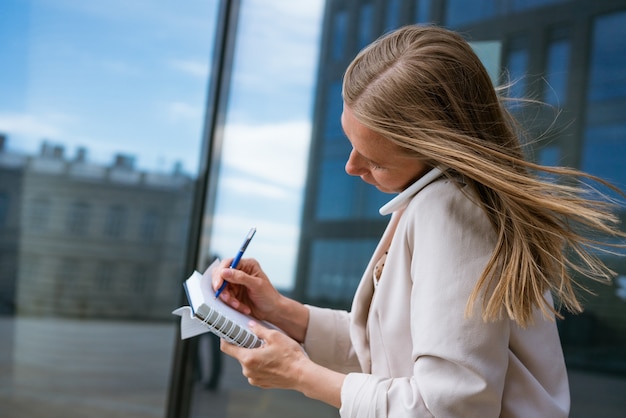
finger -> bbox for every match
[211,267,238,296]
[220,337,245,357]
[249,321,273,343]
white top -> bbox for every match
[304,171,570,417]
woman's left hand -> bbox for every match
[221,322,309,390]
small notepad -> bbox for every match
[172,259,273,348]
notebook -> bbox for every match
[172,259,274,348]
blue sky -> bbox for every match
[0,0,223,173]
[0,0,325,289]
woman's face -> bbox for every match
[341,104,428,193]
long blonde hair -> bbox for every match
[343,24,626,327]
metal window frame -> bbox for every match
[165,1,241,417]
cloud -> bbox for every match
[167,101,203,123]
[221,120,312,189]
[100,59,142,76]
[169,58,209,79]
[219,176,291,199]
[47,0,217,38]
[206,212,302,289]
[232,0,324,91]
[0,112,67,140]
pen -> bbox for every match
[214,227,256,299]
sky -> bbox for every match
[204,1,325,288]
[0,0,326,289]
[0,0,223,173]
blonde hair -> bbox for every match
[343,24,626,327]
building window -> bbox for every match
[582,11,626,194]
[358,2,374,49]
[414,0,432,23]
[504,34,529,101]
[29,196,51,230]
[140,209,160,242]
[0,192,8,228]
[306,239,378,304]
[132,266,148,293]
[587,11,626,102]
[582,123,626,195]
[96,261,115,292]
[104,204,127,238]
[331,9,348,61]
[66,201,90,235]
[445,0,497,27]
[323,80,343,140]
[543,26,571,107]
[510,0,569,13]
[385,0,402,31]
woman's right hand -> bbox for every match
[212,257,310,343]
[211,258,283,322]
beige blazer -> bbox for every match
[304,170,569,417]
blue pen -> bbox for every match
[215,227,256,299]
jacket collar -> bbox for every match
[378,167,446,216]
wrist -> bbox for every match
[271,295,309,343]
[295,359,344,409]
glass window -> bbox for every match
[96,261,115,292]
[0,1,219,417]
[103,204,127,238]
[505,34,529,101]
[307,239,379,304]
[582,11,626,196]
[470,41,502,85]
[316,158,362,219]
[188,1,336,416]
[544,35,571,106]
[171,1,626,417]
[0,192,8,227]
[139,209,160,242]
[587,12,626,102]
[203,0,324,293]
[316,157,389,220]
[359,2,375,49]
[445,0,497,27]
[331,10,348,61]
[29,197,51,230]
[323,81,344,140]
[582,123,626,196]
[415,0,433,23]
[510,0,569,12]
[66,201,91,235]
[385,0,402,31]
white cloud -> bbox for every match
[100,59,142,76]
[169,58,209,79]
[219,176,290,199]
[233,0,324,90]
[0,112,66,141]
[221,121,312,189]
[206,212,302,289]
[47,0,217,37]
[167,101,203,123]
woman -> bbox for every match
[212,25,625,417]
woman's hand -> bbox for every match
[212,258,282,321]
[221,322,345,408]
[212,258,309,342]
[221,322,308,390]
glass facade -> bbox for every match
[582,11,626,196]
[0,0,218,416]
[2,0,626,417]
[294,1,626,417]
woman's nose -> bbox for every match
[345,149,366,176]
